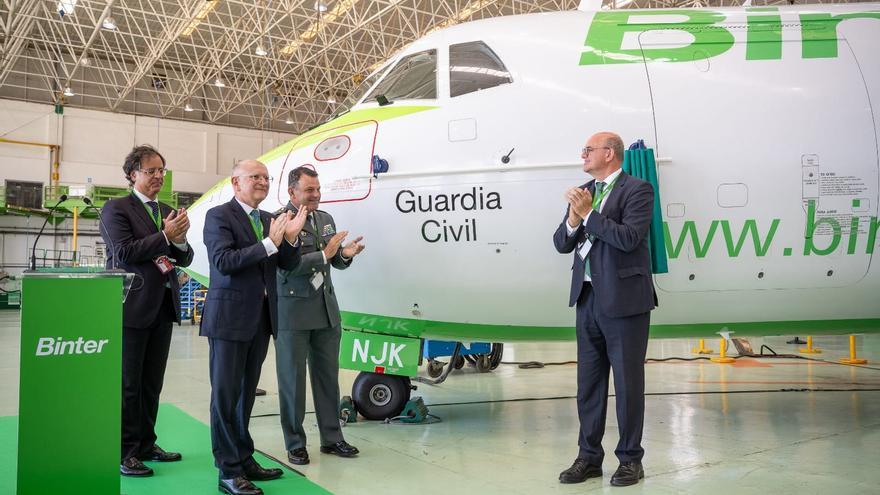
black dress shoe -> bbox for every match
[120,457,154,477]
[141,444,182,462]
[559,458,602,484]
[255,388,267,396]
[243,462,283,481]
[319,440,359,458]
[218,476,263,495]
[610,462,644,487]
[287,447,310,465]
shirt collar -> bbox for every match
[597,168,623,187]
[131,187,157,204]
[235,197,257,216]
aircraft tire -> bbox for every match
[352,372,411,420]
[452,354,465,369]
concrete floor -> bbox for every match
[3,309,879,494]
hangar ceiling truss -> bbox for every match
[0,0,870,133]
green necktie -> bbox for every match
[249,210,263,239]
[584,181,605,277]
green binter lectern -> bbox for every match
[17,270,133,495]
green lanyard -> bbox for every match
[143,203,161,231]
[592,175,619,210]
[249,211,264,239]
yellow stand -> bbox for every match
[692,338,714,354]
[840,335,867,365]
[710,338,735,363]
[798,336,822,354]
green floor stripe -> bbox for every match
[2,404,333,495]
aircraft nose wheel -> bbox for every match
[351,372,412,420]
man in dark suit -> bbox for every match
[100,144,194,477]
[201,159,307,495]
[553,132,657,487]
[275,166,365,466]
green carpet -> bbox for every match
[2,404,333,495]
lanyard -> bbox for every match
[591,175,619,210]
[143,203,161,231]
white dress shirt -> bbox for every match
[566,168,623,281]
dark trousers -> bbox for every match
[208,300,271,479]
[121,289,175,461]
[575,283,650,465]
[275,325,343,451]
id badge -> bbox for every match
[310,271,324,290]
[153,255,174,274]
[578,238,593,260]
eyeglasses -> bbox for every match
[139,167,167,176]
[582,146,610,155]
[236,174,273,182]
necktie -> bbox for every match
[249,210,263,239]
[584,181,605,277]
[146,201,161,230]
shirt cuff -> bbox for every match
[285,237,299,247]
[161,231,170,245]
[262,237,278,256]
[321,251,327,264]
[583,210,593,227]
[565,220,577,236]
[172,239,188,250]
[340,254,351,263]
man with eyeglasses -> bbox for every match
[553,132,657,488]
[201,159,308,495]
[100,144,194,477]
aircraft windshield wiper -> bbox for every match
[374,94,393,106]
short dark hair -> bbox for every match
[123,145,166,186]
[288,166,318,189]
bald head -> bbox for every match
[581,131,624,180]
[231,159,270,208]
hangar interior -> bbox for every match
[1,1,878,494]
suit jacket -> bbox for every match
[100,193,194,329]
[200,198,296,341]
[276,203,351,331]
[553,171,658,318]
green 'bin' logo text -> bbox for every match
[580,9,880,65]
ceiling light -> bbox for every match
[102,15,117,30]
[280,0,356,55]
[214,77,225,87]
[57,1,77,16]
[255,45,268,56]
[184,103,194,112]
[79,55,90,66]
[327,97,336,104]
[63,86,75,97]
[285,114,294,124]
[314,2,329,12]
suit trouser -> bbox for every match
[208,299,271,479]
[275,324,343,451]
[575,282,650,465]
[121,289,175,461]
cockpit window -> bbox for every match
[366,49,437,102]
[330,64,390,119]
[449,41,512,97]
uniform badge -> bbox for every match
[322,224,335,236]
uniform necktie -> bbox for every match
[249,210,263,239]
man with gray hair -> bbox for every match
[553,132,657,487]
[201,159,307,495]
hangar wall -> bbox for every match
[0,99,297,278]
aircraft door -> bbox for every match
[642,31,878,292]
[277,121,377,204]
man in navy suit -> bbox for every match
[201,159,307,495]
[553,132,657,487]
[100,144,194,477]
